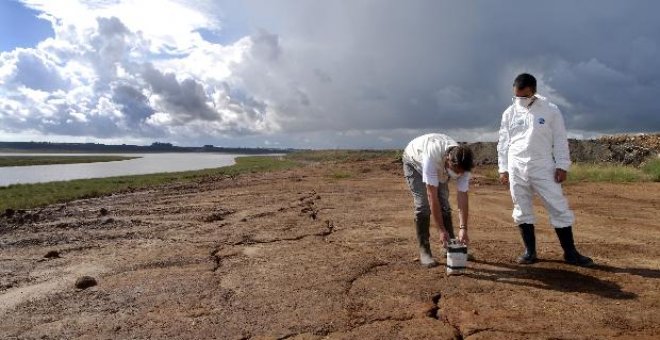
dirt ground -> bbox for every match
[1,158,659,339]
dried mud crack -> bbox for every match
[344,261,390,294]
[426,292,442,320]
[1,157,659,339]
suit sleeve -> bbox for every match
[497,109,511,173]
[551,107,571,171]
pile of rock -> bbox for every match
[467,133,659,167]
[599,134,660,152]
[595,133,659,165]
[467,142,498,166]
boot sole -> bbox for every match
[517,259,538,265]
[565,260,595,267]
[421,262,440,268]
[517,255,538,265]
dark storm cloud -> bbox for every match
[248,29,281,62]
[111,84,155,124]
[141,63,220,123]
[224,0,660,136]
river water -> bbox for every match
[0,153,248,187]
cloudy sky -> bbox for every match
[1,0,659,148]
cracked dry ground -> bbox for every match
[1,158,659,339]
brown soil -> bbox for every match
[1,158,659,339]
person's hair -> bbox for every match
[513,73,537,93]
[448,145,474,172]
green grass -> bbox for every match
[327,171,353,179]
[0,155,138,167]
[3,150,656,212]
[287,149,399,163]
[482,166,501,181]
[0,156,299,211]
[482,162,658,183]
[567,163,645,183]
[642,158,660,182]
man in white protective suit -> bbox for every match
[497,73,594,266]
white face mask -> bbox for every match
[446,167,460,179]
[513,96,534,107]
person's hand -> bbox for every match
[439,229,450,248]
[499,172,509,185]
[555,169,567,183]
[458,228,469,245]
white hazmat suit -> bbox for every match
[497,95,574,229]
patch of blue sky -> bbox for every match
[0,0,53,52]
[196,27,246,45]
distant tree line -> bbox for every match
[0,141,294,154]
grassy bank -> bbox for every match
[1,151,397,211]
[567,163,646,183]
[287,149,400,163]
[3,151,657,212]
[0,155,138,167]
[0,156,299,211]
[642,158,660,182]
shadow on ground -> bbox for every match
[467,259,638,300]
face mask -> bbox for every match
[513,95,535,108]
[446,167,460,179]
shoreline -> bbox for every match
[0,155,140,168]
[0,156,300,211]
[1,151,658,212]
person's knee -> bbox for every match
[550,211,574,227]
[513,208,535,224]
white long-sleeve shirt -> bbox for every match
[403,133,471,192]
[497,95,571,174]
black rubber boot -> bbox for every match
[517,223,538,264]
[442,210,455,239]
[415,215,438,268]
[555,227,594,267]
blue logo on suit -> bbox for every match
[538,118,545,125]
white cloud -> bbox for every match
[1,0,281,143]
[1,1,659,148]
[22,0,218,53]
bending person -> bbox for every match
[402,133,474,268]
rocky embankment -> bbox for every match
[469,133,660,166]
